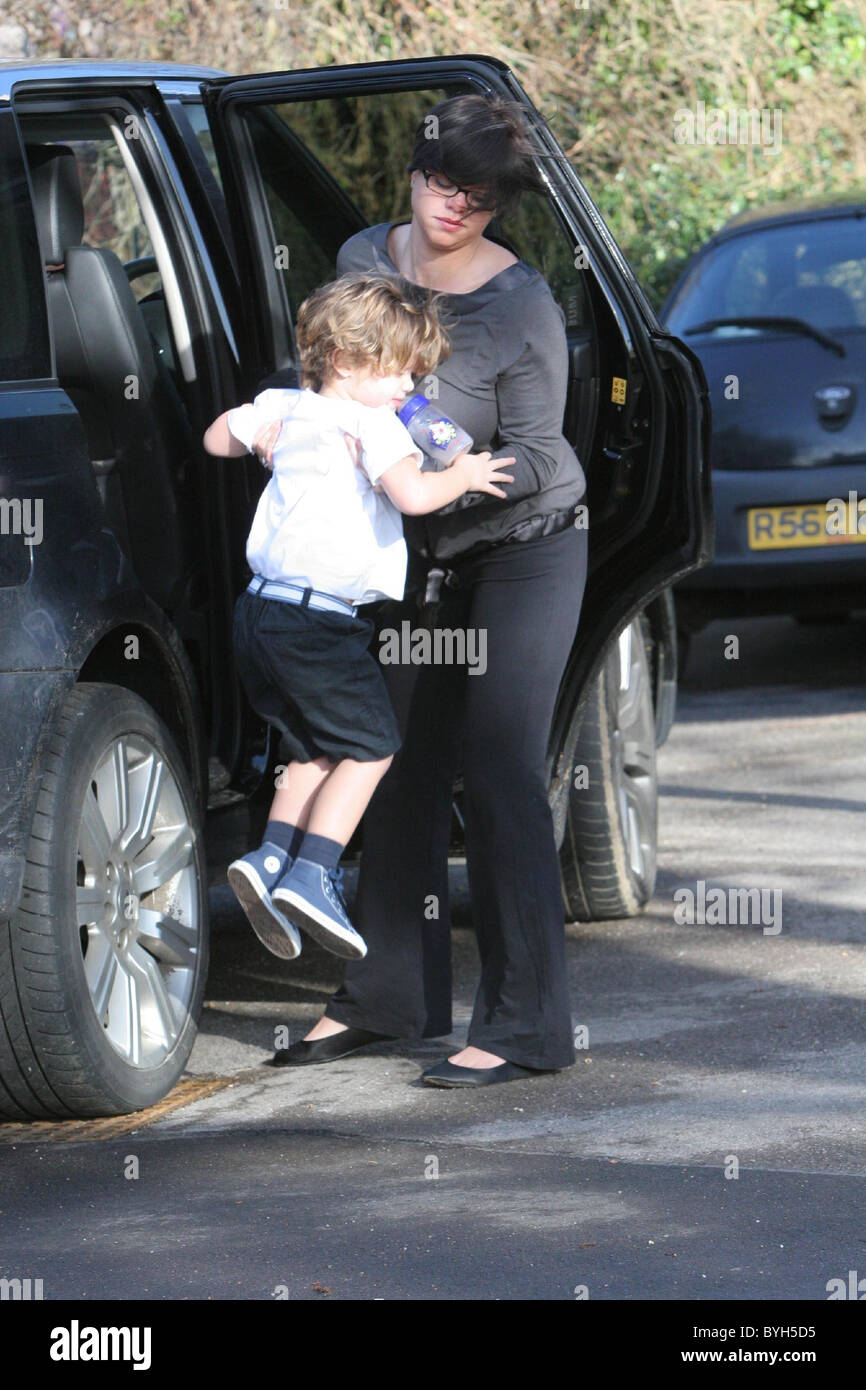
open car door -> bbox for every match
[200,52,711,716]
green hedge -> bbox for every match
[9,0,866,307]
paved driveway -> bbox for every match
[2,615,864,1301]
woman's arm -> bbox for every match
[438,284,571,511]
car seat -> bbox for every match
[27,142,190,612]
[769,283,855,330]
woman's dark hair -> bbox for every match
[407,94,547,220]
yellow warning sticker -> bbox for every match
[611,377,627,405]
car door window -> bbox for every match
[182,99,224,192]
[74,136,158,293]
[16,107,208,618]
[244,89,589,329]
[20,114,193,383]
[0,114,51,382]
[193,80,603,490]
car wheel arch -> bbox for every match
[75,618,207,815]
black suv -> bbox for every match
[0,56,711,1119]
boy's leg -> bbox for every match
[273,754,393,960]
[277,754,394,883]
[236,754,334,882]
[245,757,336,870]
[230,592,393,960]
[265,754,394,870]
[267,754,335,843]
[231,752,387,962]
[302,756,394,845]
[227,753,337,961]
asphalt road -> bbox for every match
[1,614,864,1302]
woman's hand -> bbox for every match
[251,418,283,469]
[344,432,385,493]
[343,432,362,468]
[452,450,515,499]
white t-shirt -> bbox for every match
[227,388,422,604]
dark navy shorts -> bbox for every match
[232,588,401,763]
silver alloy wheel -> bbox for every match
[75,735,200,1068]
[610,621,657,896]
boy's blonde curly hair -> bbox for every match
[296,271,451,391]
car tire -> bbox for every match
[557,620,658,921]
[0,683,208,1120]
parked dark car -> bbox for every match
[662,197,866,638]
[0,57,710,1118]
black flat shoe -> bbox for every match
[270,1026,396,1066]
[420,1058,539,1088]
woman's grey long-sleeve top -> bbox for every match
[336,222,586,563]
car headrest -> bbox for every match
[26,144,85,264]
[770,284,856,329]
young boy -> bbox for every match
[203,272,513,963]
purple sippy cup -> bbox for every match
[397,394,473,469]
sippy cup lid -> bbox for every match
[397,394,428,427]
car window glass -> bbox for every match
[237,88,588,327]
[183,100,224,192]
[19,118,189,380]
[0,116,51,380]
[666,218,866,332]
[67,134,159,302]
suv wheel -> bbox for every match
[557,619,658,920]
[0,684,208,1119]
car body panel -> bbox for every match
[0,381,208,916]
[680,332,866,474]
[678,464,866,590]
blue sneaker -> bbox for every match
[272,859,367,960]
[227,842,302,960]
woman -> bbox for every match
[274,93,589,1086]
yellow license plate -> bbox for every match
[747,502,866,550]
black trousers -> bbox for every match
[325,523,588,1070]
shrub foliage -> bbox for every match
[7,0,866,305]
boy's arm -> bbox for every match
[377,451,514,516]
[202,410,251,457]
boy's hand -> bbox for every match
[251,418,283,469]
[453,451,515,499]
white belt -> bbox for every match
[247,576,357,616]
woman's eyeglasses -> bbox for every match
[420,169,497,213]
